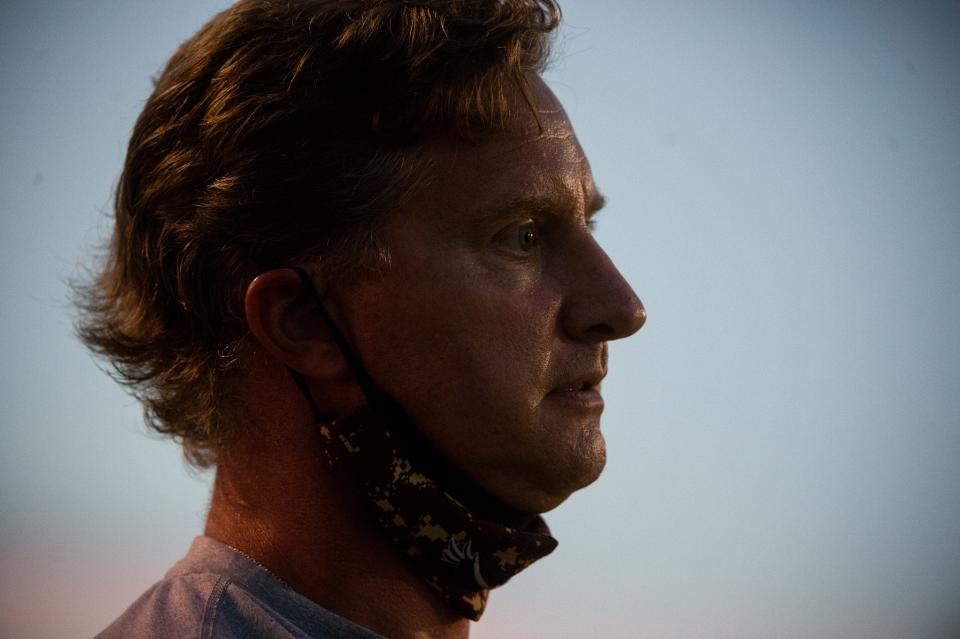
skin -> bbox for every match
[206,76,645,639]
[335,85,645,514]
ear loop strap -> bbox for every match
[285,266,383,423]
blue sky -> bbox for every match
[2,2,959,637]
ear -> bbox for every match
[244,268,350,381]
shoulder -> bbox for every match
[95,571,232,639]
[96,570,331,639]
[94,537,386,639]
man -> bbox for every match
[80,0,645,637]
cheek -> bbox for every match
[412,295,549,406]
[348,259,560,419]
[344,257,603,509]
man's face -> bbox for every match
[335,77,645,514]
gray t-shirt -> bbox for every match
[96,536,387,639]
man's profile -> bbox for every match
[78,1,645,637]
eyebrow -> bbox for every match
[465,189,608,229]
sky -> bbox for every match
[1,1,959,638]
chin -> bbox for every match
[495,435,608,515]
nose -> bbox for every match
[560,234,646,342]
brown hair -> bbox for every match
[75,0,561,467]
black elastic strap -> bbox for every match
[288,267,381,395]
[285,367,325,424]
[284,266,387,423]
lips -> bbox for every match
[554,381,597,392]
[545,386,604,414]
[549,368,606,394]
[546,368,606,412]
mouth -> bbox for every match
[545,385,604,412]
[546,372,606,412]
[554,380,597,392]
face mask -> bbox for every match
[286,267,558,620]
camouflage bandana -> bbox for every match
[284,267,558,619]
[317,401,558,620]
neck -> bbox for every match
[204,378,470,639]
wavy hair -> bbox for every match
[74,0,561,467]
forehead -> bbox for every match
[406,77,599,227]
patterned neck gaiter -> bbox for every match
[318,401,557,619]
[286,267,558,620]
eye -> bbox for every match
[496,219,540,253]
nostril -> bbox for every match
[586,323,617,339]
